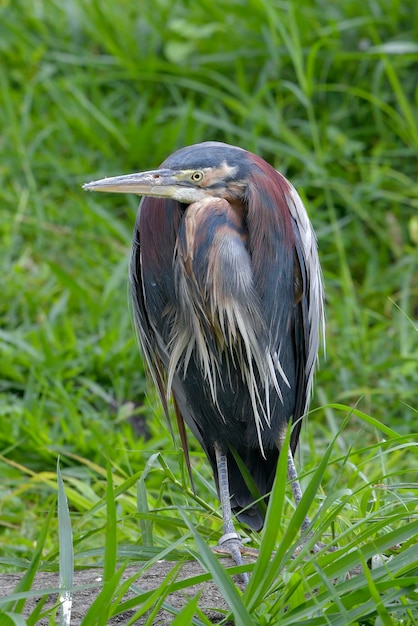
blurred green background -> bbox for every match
[0,0,417,575]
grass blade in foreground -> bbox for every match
[78,464,125,625]
[104,461,117,583]
[1,502,56,615]
[244,423,291,599]
[137,453,161,547]
[169,592,202,626]
[80,568,126,626]
[181,511,256,626]
[133,562,183,625]
[246,416,340,610]
[0,612,27,625]
[57,459,74,626]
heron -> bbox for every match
[83,141,324,579]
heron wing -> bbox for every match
[245,154,324,451]
[285,179,325,447]
[130,217,170,422]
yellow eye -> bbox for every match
[191,171,204,183]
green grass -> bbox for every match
[1,0,417,623]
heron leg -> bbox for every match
[214,442,249,584]
[285,445,327,553]
[286,446,311,534]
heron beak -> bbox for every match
[82,169,181,198]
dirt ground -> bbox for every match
[0,558,242,624]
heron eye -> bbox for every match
[191,171,204,183]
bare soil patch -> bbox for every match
[0,558,241,624]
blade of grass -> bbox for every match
[3,501,55,614]
[136,452,160,547]
[0,612,28,625]
[103,461,117,583]
[180,511,256,626]
[247,413,346,610]
[170,592,202,626]
[110,562,186,625]
[77,461,121,626]
[357,551,394,626]
[57,458,74,626]
[245,422,291,597]
[142,562,183,626]
[80,567,126,626]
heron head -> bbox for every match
[83,142,251,204]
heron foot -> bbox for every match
[293,537,337,557]
[312,540,327,553]
[214,532,259,556]
[213,532,251,584]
